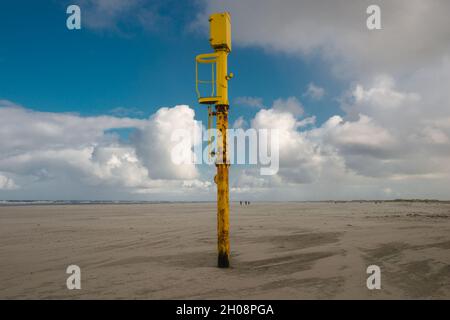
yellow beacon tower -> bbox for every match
[195,12,233,268]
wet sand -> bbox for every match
[0,202,449,299]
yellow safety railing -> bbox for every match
[195,53,220,104]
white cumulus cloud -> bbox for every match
[0,101,209,199]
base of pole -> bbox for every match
[218,252,230,268]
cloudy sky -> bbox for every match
[0,0,449,200]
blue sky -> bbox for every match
[1,0,449,200]
[0,0,342,125]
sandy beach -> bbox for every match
[0,202,449,299]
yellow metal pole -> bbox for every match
[215,104,229,267]
[214,32,230,269]
[195,12,232,268]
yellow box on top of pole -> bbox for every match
[209,12,232,52]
